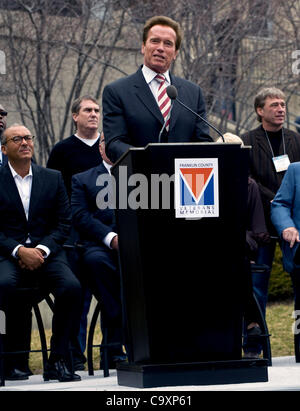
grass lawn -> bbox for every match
[266,299,295,357]
[28,299,296,374]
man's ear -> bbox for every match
[141,43,145,55]
[256,107,264,118]
[1,144,7,155]
[72,112,78,123]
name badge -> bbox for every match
[272,154,290,173]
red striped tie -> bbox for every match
[156,74,171,132]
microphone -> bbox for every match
[158,102,174,143]
[166,85,225,142]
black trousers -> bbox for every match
[0,251,82,366]
[243,257,260,326]
[82,246,123,349]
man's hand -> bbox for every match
[110,235,119,251]
[18,246,45,270]
[282,227,300,248]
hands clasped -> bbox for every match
[18,246,45,270]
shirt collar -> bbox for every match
[142,65,171,84]
[103,160,112,175]
[8,162,33,179]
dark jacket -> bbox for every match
[241,126,300,235]
[0,163,71,258]
[71,163,116,248]
[102,66,212,163]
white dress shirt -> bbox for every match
[75,133,100,146]
[142,65,171,104]
[102,160,117,249]
[9,162,50,258]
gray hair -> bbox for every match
[71,95,99,129]
[1,123,28,144]
[254,87,285,122]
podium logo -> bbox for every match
[174,158,219,219]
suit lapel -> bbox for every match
[28,164,43,223]
[168,75,182,133]
[255,127,272,157]
[1,164,27,221]
[283,128,293,156]
[133,68,164,125]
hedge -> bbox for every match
[268,243,293,301]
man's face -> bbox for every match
[2,125,34,162]
[142,25,178,74]
[0,104,7,134]
[72,99,100,134]
[257,97,286,131]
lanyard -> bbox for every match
[264,128,286,158]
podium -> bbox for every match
[111,142,268,388]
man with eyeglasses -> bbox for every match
[0,104,8,166]
[0,124,82,382]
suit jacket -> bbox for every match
[102,67,212,162]
[241,126,300,235]
[271,162,300,273]
[0,163,71,259]
[71,163,116,248]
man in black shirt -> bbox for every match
[47,96,102,197]
[47,96,102,370]
[241,87,300,355]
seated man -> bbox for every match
[0,124,82,382]
[271,162,300,330]
[71,133,126,368]
[218,133,270,357]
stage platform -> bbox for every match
[0,356,299,391]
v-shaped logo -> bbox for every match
[179,168,213,203]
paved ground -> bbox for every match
[1,356,300,391]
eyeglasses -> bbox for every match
[0,111,7,117]
[5,135,35,144]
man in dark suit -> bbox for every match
[71,133,126,368]
[0,124,82,382]
[103,15,212,163]
[0,104,8,166]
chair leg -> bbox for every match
[253,293,272,366]
[87,302,100,376]
[101,326,109,378]
[33,304,49,371]
[45,295,55,312]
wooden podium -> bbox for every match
[111,142,268,388]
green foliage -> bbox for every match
[268,244,294,301]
